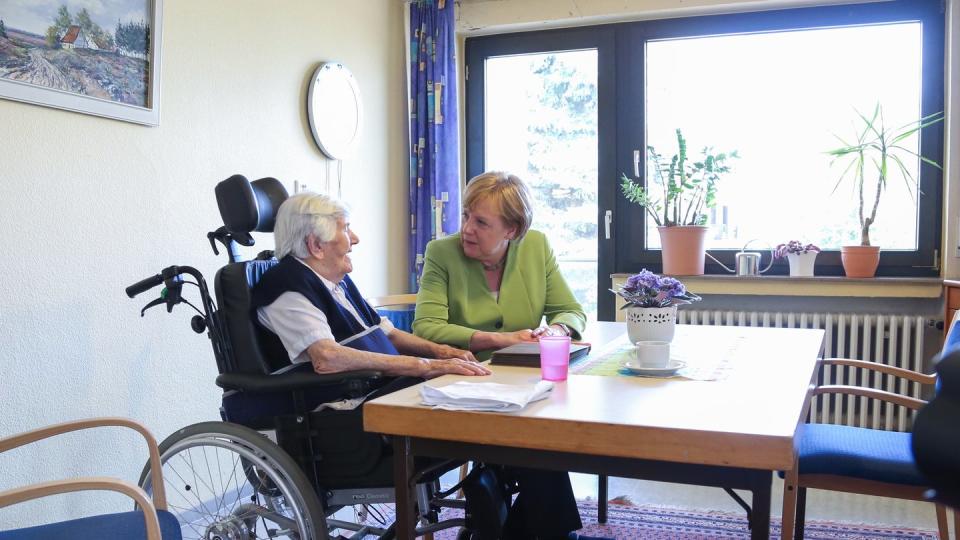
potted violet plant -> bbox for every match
[611,269,701,343]
[774,241,820,277]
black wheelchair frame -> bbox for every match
[125,176,485,540]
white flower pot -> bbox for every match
[786,252,818,277]
[626,305,677,343]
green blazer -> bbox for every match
[413,230,586,358]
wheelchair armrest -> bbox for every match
[215,370,383,393]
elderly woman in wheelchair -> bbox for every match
[124,176,501,540]
[254,191,489,381]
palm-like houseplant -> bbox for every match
[620,128,738,274]
[827,104,943,277]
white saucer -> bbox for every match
[622,359,686,377]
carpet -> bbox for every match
[571,500,939,539]
[380,500,940,539]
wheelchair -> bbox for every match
[126,175,502,540]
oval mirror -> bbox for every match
[307,62,363,160]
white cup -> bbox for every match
[635,340,671,368]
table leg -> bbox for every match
[393,436,415,540]
[780,464,799,540]
[598,475,608,524]
[750,472,772,540]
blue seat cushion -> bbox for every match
[797,423,925,486]
[376,306,415,333]
[942,315,960,357]
[0,509,181,540]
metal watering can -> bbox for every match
[707,240,775,276]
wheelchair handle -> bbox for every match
[125,274,164,298]
[126,265,205,298]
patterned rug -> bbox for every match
[571,500,939,539]
[367,500,940,539]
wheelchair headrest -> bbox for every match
[215,175,289,246]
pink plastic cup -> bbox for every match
[539,336,571,381]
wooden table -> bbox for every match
[364,322,824,540]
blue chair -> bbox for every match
[913,348,960,517]
[0,418,181,540]
[369,293,417,332]
[780,314,960,540]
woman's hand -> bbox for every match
[501,329,538,345]
[531,324,570,338]
[467,329,538,351]
[432,344,478,363]
[421,357,492,379]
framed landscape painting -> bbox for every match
[0,0,162,126]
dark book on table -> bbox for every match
[490,342,592,367]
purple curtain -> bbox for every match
[408,0,460,292]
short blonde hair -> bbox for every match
[273,192,349,259]
[463,171,533,239]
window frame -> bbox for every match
[614,0,944,283]
[465,25,617,318]
[464,0,945,321]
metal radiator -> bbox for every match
[677,309,927,432]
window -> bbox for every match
[644,24,924,250]
[466,0,945,320]
[467,28,614,321]
[484,50,599,320]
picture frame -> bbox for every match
[0,0,163,126]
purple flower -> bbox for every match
[625,269,661,292]
[774,240,821,259]
[658,276,686,297]
[611,269,701,309]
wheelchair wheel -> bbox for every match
[140,421,328,540]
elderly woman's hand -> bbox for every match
[421,357,492,379]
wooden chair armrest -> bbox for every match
[0,417,166,510]
[367,293,417,309]
[0,477,162,540]
[822,358,937,386]
[814,385,927,410]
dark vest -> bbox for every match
[222,256,399,427]
[250,255,399,368]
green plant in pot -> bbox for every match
[826,104,943,278]
[621,128,738,275]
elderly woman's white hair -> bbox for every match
[273,192,349,259]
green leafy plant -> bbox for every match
[620,129,738,227]
[827,104,943,246]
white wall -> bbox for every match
[0,0,407,525]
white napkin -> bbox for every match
[420,380,554,412]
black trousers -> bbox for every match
[500,466,582,539]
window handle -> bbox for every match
[604,210,613,240]
[633,149,641,178]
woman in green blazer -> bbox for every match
[412,171,600,540]
[413,172,587,360]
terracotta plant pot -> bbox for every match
[658,226,708,275]
[841,245,881,278]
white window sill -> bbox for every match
[610,274,943,299]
